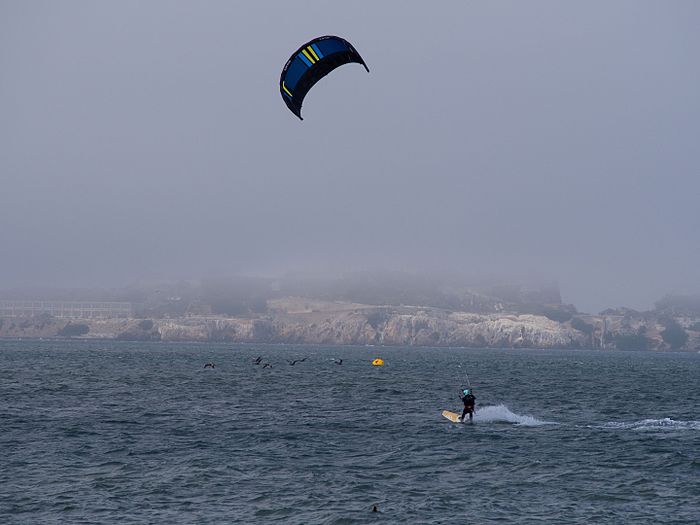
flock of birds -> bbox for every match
[203,356,344,369]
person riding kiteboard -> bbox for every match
[459,388,476,422]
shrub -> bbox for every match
[571,317,594,334]
[614,334,649,351]
[36,312,53,329]
[58,323,89,337]
[366,310,389,329]
[116,330,161,341]
[541,308,572,323]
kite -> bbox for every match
[280,35,369,120]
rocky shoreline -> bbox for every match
[1,297,698,351]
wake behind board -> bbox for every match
[442,410,461,423]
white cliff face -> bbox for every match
[378,312,583,348]
[2,297,697,351]
[146,308,586,348]
[470,314,581,348]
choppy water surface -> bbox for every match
[1,341,699,524]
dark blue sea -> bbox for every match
[1,340,699,524]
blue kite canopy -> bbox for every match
[280,35,369,120]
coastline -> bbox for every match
[2,298,698,352]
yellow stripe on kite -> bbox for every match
[307,46,320,62]
[282,82,293,97]
[302,49,316,64]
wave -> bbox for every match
[599,418,700,432]
[473,404,554,426]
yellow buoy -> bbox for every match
[372,358,384,366]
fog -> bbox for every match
[1,1,698,313]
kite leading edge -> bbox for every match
[280,35,369,120]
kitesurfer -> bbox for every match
[459,388,476,422]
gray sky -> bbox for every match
[1,1,699,313]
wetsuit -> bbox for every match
[460,393,476,421]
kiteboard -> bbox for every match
[441,410,461,423]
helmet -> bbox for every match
[463,389,470,395]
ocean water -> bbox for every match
[1,341,699,524]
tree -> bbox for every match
[660,319,688,350]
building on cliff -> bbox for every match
[0,300,132,319]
